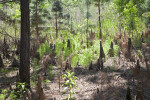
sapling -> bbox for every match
[62,70,77,100]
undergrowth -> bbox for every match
[38,30,119,67]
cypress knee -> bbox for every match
[65,59,71,70]
[128,38,132,53]
[39,88,45,100]
[0,54,4,67]
[87,38,89,48]
[97,57,103,71]
[67,39,71,49]
[136,84,144,100]
[141,32,144,43]
[136,59,140,72]
[11,58,20,68]
[3,37,9,58]
[126,87,132,100]
[108,41,114,57]
[36,75,42,98]
[89,61,93,70]
[100,41,105,58]
[145,57,150,79]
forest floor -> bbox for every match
[0,51,150,100]
[43,53,150,100]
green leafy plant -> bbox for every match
[62,70,77,100]
[135,50,143,59]
[44,79,51,84]
[123,1,139,33]
[9,82,27,99]
[0,89,7,100]
[47,64,53,80]
[38,41,51,58]
[31,58,40,83]
[0,69,9,74]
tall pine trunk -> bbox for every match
[98,0,102,39]
[86,2,89,34]
[35,0,39,39]
[20,0,30,88]
[55,12,58,38]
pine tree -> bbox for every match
[52,0,63,38]
[85,0,91,34]
[93,0,102,39]
[20,0,30,88]
[30,0,51,39]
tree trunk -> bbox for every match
[98,0,102,39]
[86,15,88,34]
[20,0,30,88]
[55,12,58,38]
[86,2,89,34]
[71,17,73,33]
[35,0,39,39]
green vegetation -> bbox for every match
[10,82,27,99]
[0,83,27,100]
[0,0,150,99]
[62,70,77,100]
[0,89,7,100]
[0,69,9,74]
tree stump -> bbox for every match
[126,87,132,100]
[0,54,4,67]
[136,59,140,71]
[100,41,105,58]
[144,28,150,38]
[27,90,32,100]
[49,43,53,49]
[89,61,93,70]
[90,41,93,46]
[16,40,20,55]
[97,57,103,71]
[11,58,20,68]
[133,60,141,77]
[2,37,9,58]
[128,38,132,53]
[67,39,71,49]
[87,38,89,48]
[65,59,71,70]
[108,41,114,57]
[141,32,144,43]
[36,75,42,99]
[39,88,45,100]
[145,57,150,79]
[36,75,42,92]
[136,82,144,100]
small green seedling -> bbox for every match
[135,50,142,59]
[62,70,77,100]
[44,79,51,85]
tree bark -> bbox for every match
[35,0,39,39]
[86,2,89,34]
[20,0,30,88]
[98,0,102,39]
[55,12,58,38]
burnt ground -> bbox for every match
[43,54,150,100]
[0,51,150,100]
